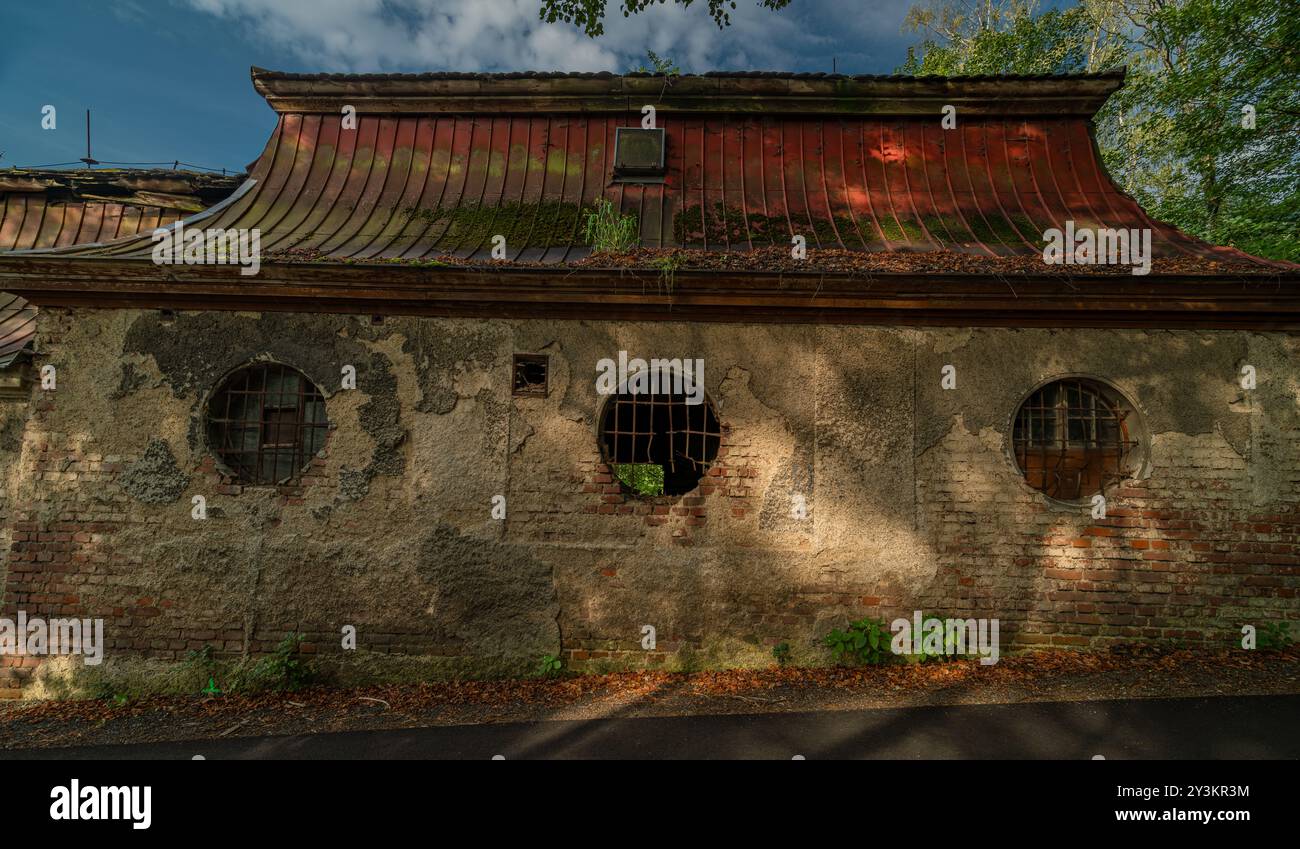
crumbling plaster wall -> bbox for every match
[1,307,1297,693]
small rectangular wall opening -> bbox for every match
[512,354,548,397]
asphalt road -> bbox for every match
[6,694,1298,759]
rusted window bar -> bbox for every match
[208,363,327,484]
[601,392,720,471]
[1012,379,1136,500]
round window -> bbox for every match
[1011,378,1140,501]
[598,382,721,497]
[206,363,328,484]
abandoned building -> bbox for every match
[0,67,1296,697]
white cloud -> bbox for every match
[178,0,912,74]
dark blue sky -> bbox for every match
[0,0,927,174]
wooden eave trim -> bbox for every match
[0,258,1297,330]
[255,94,1113,117]
[251,74,1125,116]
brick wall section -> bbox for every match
[3,316,1299,693]
[556,420,791,668]
[913,427,1299,651]
[0,329,410,692]
[0,432,128,692]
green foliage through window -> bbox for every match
[614,463,665,496]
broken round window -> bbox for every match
[598,385,722,497]
[205,363,328,484]
[1011,378,1140,501]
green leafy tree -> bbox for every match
[898,0,1113,75]
[1101,0,1300,261]
[541,0,793,38]
[899,0,1300,262]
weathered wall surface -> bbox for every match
[1,306,1297,695]
[0,383,31,697]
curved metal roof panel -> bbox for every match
[37,69,1279,269]
[0,292,36,364]
[0,195,184,252]
[0,168,244,252]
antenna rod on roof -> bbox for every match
[833,57,837,74]
[79,109,99,167]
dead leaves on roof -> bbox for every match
[268,245,1282,277]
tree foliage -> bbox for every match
[899,0,1300,261]
[540,0,793,38]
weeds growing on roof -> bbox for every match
[582,198,639,253]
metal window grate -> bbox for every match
[206,363,328,484]
[1012,378,1137,501]
[599,387,721,496]
[512,354,548,397]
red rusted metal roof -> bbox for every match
[0,293,36,366]
[0,168,244,252]
[0,195,184,251]
[37,69,1278,268]
[0,170,245,364]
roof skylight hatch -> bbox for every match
[613,127,665,183]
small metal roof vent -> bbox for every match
[613,127,665,183]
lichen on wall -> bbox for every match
[121,310,408,494]
[118,438,189,504]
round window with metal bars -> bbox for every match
[205,363,329,485]
[598,385,722,497]
[1011,378,1140,501]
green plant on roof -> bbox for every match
[629,50,681,76]
[405,201,589,251]
[582,198,640,254]
[614,463,664,496]
[649,252,684,296]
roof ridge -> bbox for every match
[249,66,1127,83]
